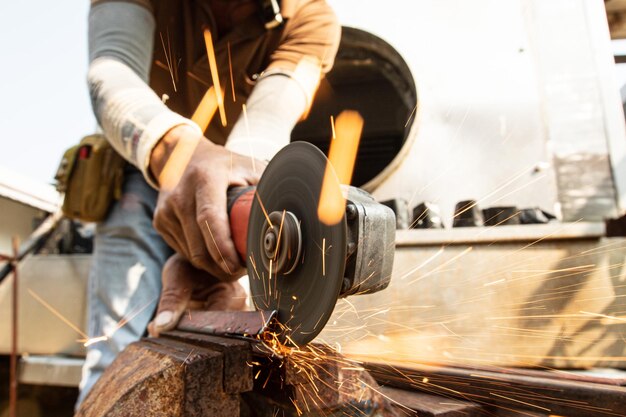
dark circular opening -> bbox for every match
[264,230,276,253]
[291,26,418,187]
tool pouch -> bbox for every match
[55,134,126,223]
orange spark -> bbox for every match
[580,311,626,324]
[158,135,201,191]
[27,288,88,339]
[405,103,418,127]
[397,247,444,280]
[83,296,159,347]
[406,247,473,284]
[83,336,108,347]
[317,110,363,225]
[249,255,262,281]
[322,237,326,276]
[273,210,286,261]
[204,220,233,274]
[490,393,552,412]
[113,295,160,333]
[203,29,227,126]
[255,191,273,228]
[159,32,177,92]
[180,349,196,368]
[227,41,236,102]
[191,85,219,134]
[269,259,273,296]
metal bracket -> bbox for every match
[176,310,277,339]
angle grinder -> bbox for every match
[178,141,396,345]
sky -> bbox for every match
[0,1,95,185]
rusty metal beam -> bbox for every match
[162,330,254,394]
[365,362,626,417]
[175,310,276,338]
[76,337,239,417]
[76,332,400,417]
[76,330,626,417]
[378,386,483,417]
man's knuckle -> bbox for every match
[187,164,208,182]
[160,287,190,304]
[168,192,188,210]
[153,216,165,233]
[189,252,209,268]
[196,204,219,224]
[155,200,175,221]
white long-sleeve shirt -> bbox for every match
[87,0,340,187]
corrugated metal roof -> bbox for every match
[0,166,60,213]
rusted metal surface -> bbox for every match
[251,366,400,416]
[250,343,400,416]
[74,330,626,417]
[176,310,277,338]
[450,364,626,387]
[76,333,399,417]
[76,338,237,417]
[365,362,626,417]
[378,386,482,417]
[162,330,254,394]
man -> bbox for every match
[78,0,340,406]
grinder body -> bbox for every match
[222,142,395,344]
[227,185,395,298]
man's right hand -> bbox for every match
[150,124,265,278]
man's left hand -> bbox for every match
[148,253,247,337]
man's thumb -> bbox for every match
[148,291,190,337]
[154,310,175,329]
[148,300,187,337]
[148,255,194,337]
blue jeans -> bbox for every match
[76,167,173,406]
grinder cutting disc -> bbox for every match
[247,142,347,345]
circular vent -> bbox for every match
[291,27,418,187]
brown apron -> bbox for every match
[149,0,286,145]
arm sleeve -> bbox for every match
[226,0,341,161]
[225,74,307,160]
[88,1,201,187]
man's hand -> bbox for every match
[148,253,247,337]
[150,124,265,276]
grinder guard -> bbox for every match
[227,142,396,345]
[341,186,395,297]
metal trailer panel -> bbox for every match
[329,0,624,222]
[321,230,626,368]
[0,255,89,356]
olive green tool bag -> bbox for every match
[55,134,125,223]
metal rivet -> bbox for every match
[346,204,357,221]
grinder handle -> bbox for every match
[227,186,256,262]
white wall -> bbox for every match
[330,0,624,223]
[0,198,44,256]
